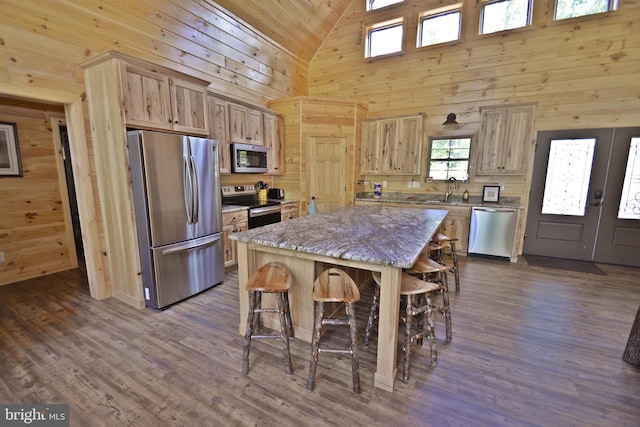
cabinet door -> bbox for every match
[121,64,172,130]
[265,113,284,175]
[361,120,379,174]
[208,96,231,174]
[501,106,534,174]
[379,118,397,174]
[477,108,508,175]
[394,115,422,175]
[246,108,265,145]
[229,103,248,143]
[170,78,208,136]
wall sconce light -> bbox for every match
[442,113,459,125]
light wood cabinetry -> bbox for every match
[82,51,212,307]
[264,113,285,175]
[280,201,299,221]
[121,62,209,136]
[361,114,423,175]
[229,102,265,145]
[476,104,535,175]
[208,95,231,175]
[222,209,248,269]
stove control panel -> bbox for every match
[221,185,257,196]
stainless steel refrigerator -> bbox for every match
[127,130,225,309]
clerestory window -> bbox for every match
[480,0,533,35]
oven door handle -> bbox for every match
[250,206,281,218]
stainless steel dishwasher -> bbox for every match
[468,207,517,260]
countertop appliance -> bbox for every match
[231,142,268,173]
[128,130,225,309]
[268,188,285,200]
[222,185,281,228]
[468,206,518,260]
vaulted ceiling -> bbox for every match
[211,0,353,63]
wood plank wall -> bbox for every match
[309,0,640,204]
[0,100,76,286]
[0,0,306,288]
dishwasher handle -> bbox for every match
[473,207,516,213]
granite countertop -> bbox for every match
[355,192,523,209]
[230,205,447,268]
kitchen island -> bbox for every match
[230,205,447,392]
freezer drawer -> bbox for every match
[147,232,225,309]
[468,207,517,259]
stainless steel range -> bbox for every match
[221,185,282,229]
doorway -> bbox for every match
[50,117,86,275]
[308,135,348,213]
[523,127,640,267]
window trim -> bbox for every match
[367,0,404,12]
[364,17,405,59]
[553,0,618,21]
[427,135,473,181]
[417,5,464,49]
[479,0,534,35]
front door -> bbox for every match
[308,135,347,213]
[523,128,640,267]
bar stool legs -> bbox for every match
[242,262,294,376]
[307,268,361,394]
[365,271,439,382]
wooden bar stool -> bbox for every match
[364,271,439,382]
[405,252,453,341]
[242,262,294,376]
[307,268,361,394]
[430,233,460,292]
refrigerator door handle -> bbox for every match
[190,155,199,224]
[161,233,222,255]
[183,156,194,224]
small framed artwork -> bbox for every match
[482,185,500,203]
[0,122,22,177]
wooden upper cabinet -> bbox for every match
[208,95,231,175]
[170,78,209,135]
[361,114,423,175]
[361,120,380,174]
[229,102,264,145]
[264,112,284,175]
[476,104,535,175]
[121,63,209,136]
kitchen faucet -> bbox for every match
[445,176,459,202]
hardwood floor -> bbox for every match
[1,257,639,426]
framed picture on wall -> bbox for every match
[0,122,22,177]
[482,185,500,203]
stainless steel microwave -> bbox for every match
[231,142,268,173]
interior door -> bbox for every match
[524,128,640,267]
[309,136,347,213]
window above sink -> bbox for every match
[427,136,472,181]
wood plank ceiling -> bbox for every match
[210,0,352,63]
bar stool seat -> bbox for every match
[307,268,361,394]
[242,262,294,376]
[405,252,453,341]
[365,271,440,382]
[430,232,460,292]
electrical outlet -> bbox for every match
[499,181,505,190]
[0,252,5,262]
[413,181,420,188]
[407,181,413,188]
[382,181,387,188]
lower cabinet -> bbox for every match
[222,209,248,269]
[281,201,299,221]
